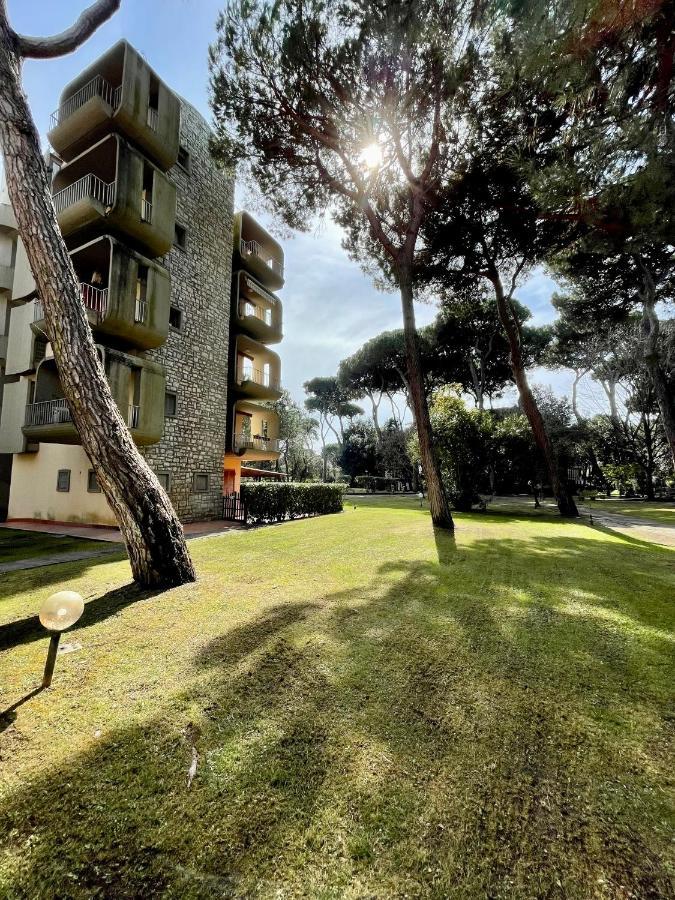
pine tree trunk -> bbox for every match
[399,271,454,529]
[490,273,578,518]
[0,19,196,587]
[641,295,675,471]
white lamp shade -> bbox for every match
[39,591,85,632]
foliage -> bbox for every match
[265,391,321,481]
[241,481,345,523]
[338,421,379,486]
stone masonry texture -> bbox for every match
[142,100,234,521]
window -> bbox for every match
[169,305,182,330]
[135,265,148,323]
[173,223,187,250]
[87,470,101,493]
[164,391,177,417]
[156,472,170,491]
[56,469,71,492]
[192,472,209,493]
[177,145,191,172]
[261,420,269,438]
[141,164,153,222]
[147,74,159,131]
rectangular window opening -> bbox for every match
[192,472,209,493]
[156,472,170,491]
[87,470,101,493]
[169,305,182,330]
[164,391,177,417]
[173,223,187,250]
[177,145,191,172]
[56,469,71,492]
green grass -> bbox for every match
[0,499,673,898]
[581,499,675,525]
[0,528,112,565]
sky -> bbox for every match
[7,0,574,416]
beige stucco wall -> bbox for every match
[6,300,35,375]
[11,240,35,301]
[8,444,116,525]
[0,378,31,454]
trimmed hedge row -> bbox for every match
[240,482,345,524]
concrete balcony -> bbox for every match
[52,134,176,257]
[233,335,282,401]
[233,212,284,291]
[23,350,165,446]
[32,237,170,350]
[48,41,180,171]
[233,270,282,344]
[0,263,14,292]
[231,401,280,461]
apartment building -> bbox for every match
[0,40,284,526]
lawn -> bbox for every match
[581,499,675,525]
[0,498,673,898]
[0,527,109,565]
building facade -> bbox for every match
[0,40,284,526]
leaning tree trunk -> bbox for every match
[490,272,578,518]
[0,21,195,587]
[399,271,454,529]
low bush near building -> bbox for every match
[241,482,345,524]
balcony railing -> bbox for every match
[52,174,116,214]
[25,398,72,427]
[240,302,273,326]
[146,107,159,131]
[240,240,284,278]
[134,298,148,324]
[50,76,122,129]
[34,283,108,322]
[141,198,153,223]
[128,404,140,429]
[237,367,281,391]
[234,434,280,453]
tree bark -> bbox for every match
[399,270,454,529]
[489,272,578,518]
[0,14,196,587]
[640,285,675,471]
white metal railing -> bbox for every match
[134,298,148,324]
[80,283,108,318]
[234,434,280,453]
[240,302,273,326]
[25,398,72,427]
[128,404,140,429]
[237,366,280,391]
[52,174,116,215]
[141,198,153,223]
[146,107,159,131]
[33,283,108,322]
[240,240,284,279]
[50,75,121,129]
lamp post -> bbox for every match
[38,591,84,688]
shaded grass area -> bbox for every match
[0,499,673,898]
[583,499,675,525]
[0,528,107,565]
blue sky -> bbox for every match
[7,0,572,413]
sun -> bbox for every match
[360,142,383,170]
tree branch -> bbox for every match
[16,0,120,59]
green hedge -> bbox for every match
[240,482,345,524]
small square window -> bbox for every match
[192,473,209,493]
[169,306,182,330]
[87,470,101,493]
[177,145,191,172]
[173,223,187,250]
[56,469,71,492]
[156,472,170,491]
[164,391,177,417]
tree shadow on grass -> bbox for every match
[0,529,672,897]
[0,582,161,652]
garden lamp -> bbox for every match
[38,591,84,687]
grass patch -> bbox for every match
[0,528,110,565]
[0,499,673,897]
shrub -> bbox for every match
[241,482,345,524]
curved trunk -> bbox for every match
[490,273,578,518]
[0,22,195,587]
[399,271,454,529]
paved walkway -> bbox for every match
[0,519,245,573]
[578,505,675,548]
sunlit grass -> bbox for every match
[582,498,675,524]
[0,498,672,897]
